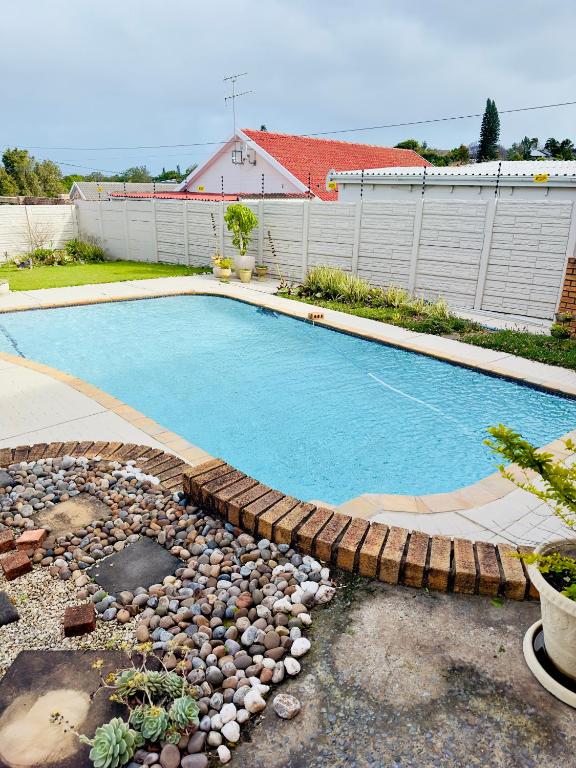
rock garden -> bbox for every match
[0,454,335,768]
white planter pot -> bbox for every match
[234,255,255,275]
[527,538,576,681]
[212,266,222,278]
[0,281,9,295]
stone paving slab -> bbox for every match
[0,650,128,768]
[87,536,184,595]
[35,493,111,536]
[0,593,18,627]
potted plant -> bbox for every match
[218,257,233,282]
[255,264,269,281]
[486,425,576,682]
[223,203,258,279]
[211,252,223,278]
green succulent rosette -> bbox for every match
[88,718,140,768]
[169,695,200,729]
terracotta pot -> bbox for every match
[527,538,576,681]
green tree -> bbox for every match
[223,203,259,257]
[507,136,538,161]
[117,166,152,183]
[544,137,575,160]
[2,148,42,195]
[0,167,19,195]
[395,139,420,151]
[448,144,471,165]
[476,99,500,162]
[35,159,65,196]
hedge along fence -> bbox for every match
[76,196,576,322]
[183,459,538,601]
[0,204,78,260]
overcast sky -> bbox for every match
[2,0,576,175]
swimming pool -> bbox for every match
[1,295,575,504]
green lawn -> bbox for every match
[0,261,210,291]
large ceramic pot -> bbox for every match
[527,538,576,681]
[219,267,232,283]
[234,255,255,277]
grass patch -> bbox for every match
[0,260,210,291]
[462,329,576,370]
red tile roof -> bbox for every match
[241,129,430,201]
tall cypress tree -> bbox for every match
[477,99,500,162]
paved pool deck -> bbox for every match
[0,273,573,547]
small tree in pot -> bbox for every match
[223,203,258,280]
[486,425,576,681]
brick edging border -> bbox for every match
[182,459,539,602]
[0,441,537,601]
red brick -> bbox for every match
[336,518,370,571]
[0,529,16,554]
[83,441,110,459]
[274,503,316,545]
[44,442,64,458]
[453,538,477,594]
[59,442,79,458]
[1,550,32,580]
[427,535,451,592]
[63,603,96,637]
[27,443,49,462]
[379,526,409,585]
[296,508,333,552]
[475,542,501,596]
[314,513,350,563]
[182,459,225,494]
[15,528,47,551]
[402,531,430,588]
[358,522,388,578]
[13,445,31,463]
[500,544,531,600]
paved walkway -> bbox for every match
[0,274,572,546]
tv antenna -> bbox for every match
[224,72,253,136]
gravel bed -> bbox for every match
[0,455,336,766]
[0,565,137,677]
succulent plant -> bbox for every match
[161,671,185,698]
[128,705,146,729]
[139,705,169,742]
[88,718,141,768]
[113,669,165,700]
[169,695,200,730]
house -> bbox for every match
[171,129,429,201]
[328,161,576,201]
[69,181,178,201]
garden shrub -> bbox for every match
[65,237,105,263]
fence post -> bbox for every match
[408,197,424,294]
[351,200,362,275]
[474,198,497,310]
[98,200,105,246]
[301,200,310,279]
[123,200,131,261]
[182,201,190,265]
[258,199,264,265]
[150,199,159,263]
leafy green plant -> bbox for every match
[551,322,572,340]
[219,257,233,269]
[223,203,258,257]
[485,424,576,599]
[65,237,105,263]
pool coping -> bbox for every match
[0,440,537,601]
[0,275,574,520]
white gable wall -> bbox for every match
[183,147,302,195]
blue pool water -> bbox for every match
[1,295,576,504]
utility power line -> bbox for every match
[5,98,576,153]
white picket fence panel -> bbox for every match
[76,197,576,321]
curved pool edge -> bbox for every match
[1,344,572,525]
